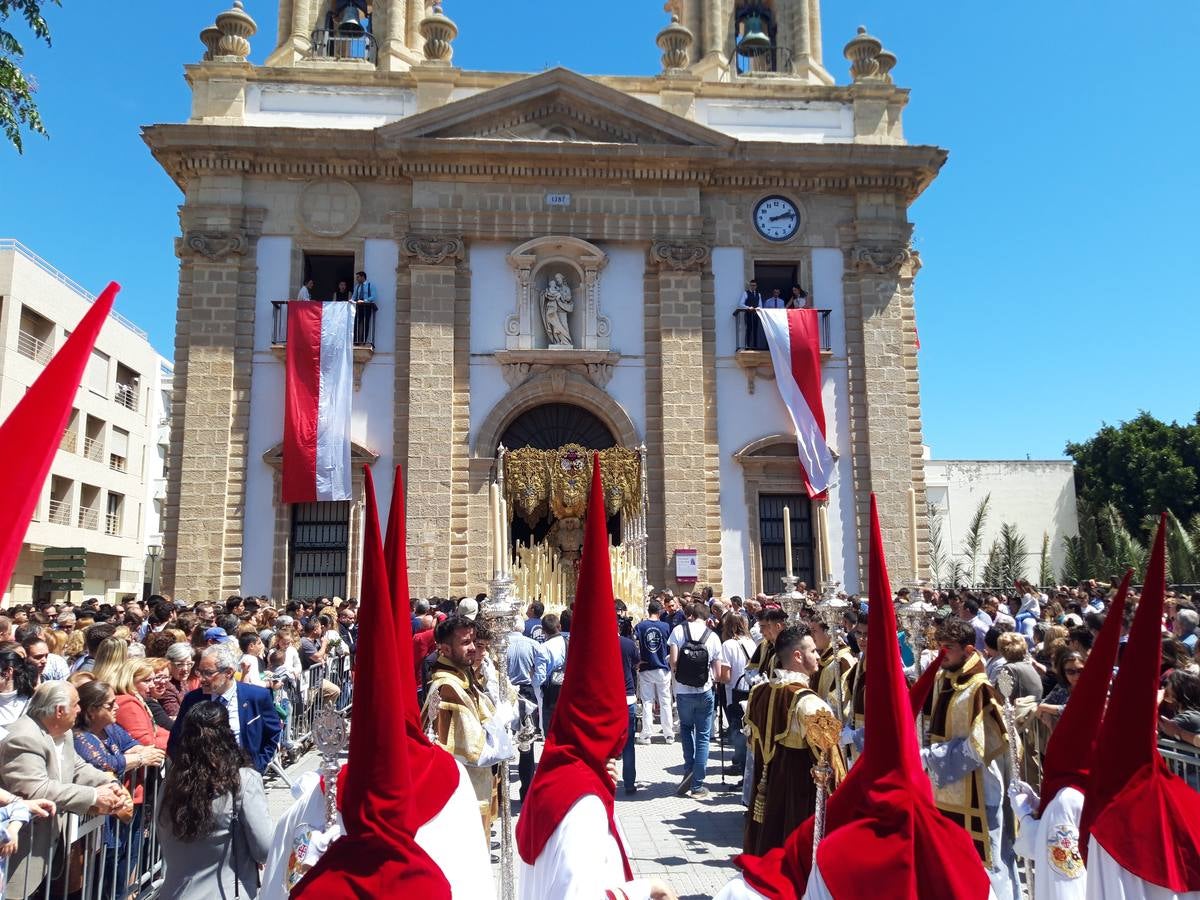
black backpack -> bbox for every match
[675,625,713,688]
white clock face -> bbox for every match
[754,195,800,242]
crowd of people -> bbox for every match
[0,561,1194,897]
[0,593,357,898]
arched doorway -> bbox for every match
[499,402,622,550]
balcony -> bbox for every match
[105,513,121,537]
[307,29,377,64]
[77,507,99,530]
[47,499,72,526]
[733,307,833,394]
[16,329,52,364]
[82,436,104,463]
[114,383,139,412]
[270,301,377,389]
[109,454,127,474]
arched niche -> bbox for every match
[504,236,610,351]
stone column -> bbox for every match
[398,233,465,597]
[840,222,928,587]
[162,204,264,599]
[649,240,723,594]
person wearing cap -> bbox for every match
[456,597,480,621]
[921,617,1017,900]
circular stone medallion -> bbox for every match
[300,180,362,238]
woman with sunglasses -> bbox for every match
[1036,647,1086,728]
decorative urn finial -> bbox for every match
[214,0,257,61]
[420,3,459,63]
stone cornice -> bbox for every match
[143,125,947,201]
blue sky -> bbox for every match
[1,1,1196,460]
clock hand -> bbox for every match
[768,211,797,222]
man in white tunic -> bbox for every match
[1007,571,1131,899]
[713,495,994,900]
[515,455,676,900]
[1078,517,1200,900]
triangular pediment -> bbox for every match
[379,67,735,149]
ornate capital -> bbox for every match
[401,233,464,266]
[847,244,911,276]
[650,240,710,271]
[178,230,248,261]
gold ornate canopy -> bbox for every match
[503,443,642,525]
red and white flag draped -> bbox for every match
[757,308,835,496]
[282,301,353,504]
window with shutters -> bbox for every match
[110,427,130,473]
[758,494,814,591]
[86,349,109,396]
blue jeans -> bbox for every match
[623,703,637,790]
[676,690,715,789]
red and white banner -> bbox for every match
[758,308,836,497]
[283,301,353,504]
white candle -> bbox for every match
[783,505,793,579]
[489,483,501,578]
[499,496,509,576]
[908,486,919,581]
[819,502,832,579]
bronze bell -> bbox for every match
[336,4,366,38]
[737,13,771,57]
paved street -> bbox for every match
[264,734,747,899]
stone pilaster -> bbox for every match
[162,204,264,600]
[649,240,723,593]
[398,233,464,597]
[841,225,929,587]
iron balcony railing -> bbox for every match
[105,513,121,536]
[115,382,139,412]
[16,329,53,364]
[109,454,127,473]
[734,307,832,352]
[271,300,377,349]
[78,506,100,530]
[47,498,72,526]
[308,28,378,63]
[83,435,104,462]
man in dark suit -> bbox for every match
[169,645,282,773]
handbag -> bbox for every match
[548,634,570,687]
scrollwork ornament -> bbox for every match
[848,244,911,276]
[402,234,464,266]
[182,231,247,261]
[650,240,711,271]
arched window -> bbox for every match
[498,403,616,451]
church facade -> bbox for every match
[145,0,944,601]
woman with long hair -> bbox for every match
[716,611,756,780]
[112,660,170,751]
[159,702,271,899]
[1036,647,1087,728]
[91,637,130,687]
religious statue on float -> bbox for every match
[540,272,574,348]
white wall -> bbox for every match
[242,237,397,594]
[244,84,415,129]
[694,99,854,143]
[715,247,860,595]
[923,459,1078,586]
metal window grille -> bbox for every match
[289,501,350,599]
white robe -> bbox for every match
[1011,786,1087,900]
[712,860,999,899]
[1086,837,1200,900]
[517,794,651,900]
[260,761,494,899]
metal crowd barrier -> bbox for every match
[1160,735,1200,791]
[7,766,166,900]
[266,652,354,786]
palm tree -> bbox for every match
[961,494,991,587]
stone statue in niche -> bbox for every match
[540,272,575,348]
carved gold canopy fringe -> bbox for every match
[504,444,641,525]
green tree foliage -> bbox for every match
[1066,410,1200,535]
[1,0,58,153]
[961,494,991,586]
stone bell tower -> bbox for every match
[679,0,831,84]
[267,0,428,71]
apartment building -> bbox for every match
[0,240,171,604]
